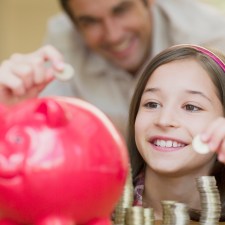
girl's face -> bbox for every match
[135,59,224,176]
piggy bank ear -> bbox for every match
[0,104,8,114]
[0,104,8,126]
[35,98,69,127]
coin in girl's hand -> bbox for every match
[54,64,74,81]
[192,135,210,154]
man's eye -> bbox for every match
[184,104,201,112]
[114,5,130,15]
[78,19,99,28]
[144,102,160,109]
[113,2,133,16]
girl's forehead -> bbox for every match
[147,59,208,83]
[143,59,218,95]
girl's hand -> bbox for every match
[201,117,225,163]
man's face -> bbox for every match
[68,0,153,74]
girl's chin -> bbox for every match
[147,161,187,175]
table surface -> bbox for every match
[154,221,224,225]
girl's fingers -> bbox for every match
[207,125,225,152]
[217,141,225,163]
[201,118,225,149]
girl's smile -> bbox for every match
[149,136,187,152]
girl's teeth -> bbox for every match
[154,140,183,148]
[166,140,172,147]
[172,141,178,147]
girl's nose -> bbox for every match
[155,108,179,128]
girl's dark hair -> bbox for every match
[127,45,225,221]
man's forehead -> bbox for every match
[69,0,136,18]
[69,0,138,12]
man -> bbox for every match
[1,0,225,138]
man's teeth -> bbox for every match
[111,40,130,52]
[154,140,185,148]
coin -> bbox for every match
[192,135,210,154]
[55,63,74,81]
[196,176,221,224]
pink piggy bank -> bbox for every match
[0,97,129,225]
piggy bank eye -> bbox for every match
[6,126,26,144]
[9,136,23,144]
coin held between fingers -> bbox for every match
[192,135,210,154]
[54,64,74,81]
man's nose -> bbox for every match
[103,18,124,43]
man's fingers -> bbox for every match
[35,45,64,70]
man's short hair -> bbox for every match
[59,0,148,19]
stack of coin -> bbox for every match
[125,206,144,225]
[172,202,190,225]
[196,176,221,225]
[161,200,176,225]
[143,207,155,225]
[125,207,155,225]
[114,165,134,225]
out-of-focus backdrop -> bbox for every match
[0,0,60,61]
[0,0,225,61]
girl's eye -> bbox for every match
[184,104,202,112]
[144,102,160,109]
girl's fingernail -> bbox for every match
[209,142,217,152]
[218,153,225,162]
[200,133,207,141]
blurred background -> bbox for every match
[0,0,60,61]
[0,0,225,61]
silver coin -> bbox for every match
[55,63,74,81]
[192,135,210,154]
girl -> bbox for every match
[127,44,225,221]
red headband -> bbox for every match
[171,44,225,73]
[192,45,225,73]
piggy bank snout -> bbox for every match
[0,153,24,178]
[0,125,39,178]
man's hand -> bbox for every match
[0,45,64,105]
